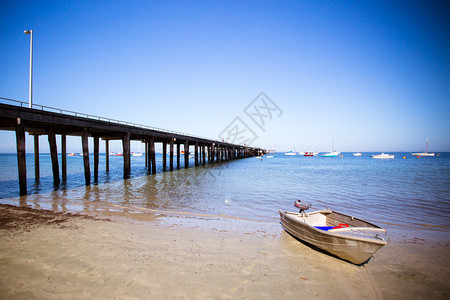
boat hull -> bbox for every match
[372,153,394,159]
[279,210,386,264]
[322,153,338,157]
[412,152,435,157]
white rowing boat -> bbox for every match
[279,201,387,264]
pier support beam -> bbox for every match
[202,146,206,164]
[122,132,131,179]
[48,131,60,187]
[15,123,27,195]
[61,135,67,182]
[105,140,109,172]
[208,145,212,163]
[82,130,90,185]
[34,135,39,180]
[184,141,189,168]
[150,137,156,174]
[146,140,151,173]
[94,135,99,182]
[177,142,181,169]
[145,142,148,168]
[162,142,167,171]
[195,142,199,167]
[170,139,174,171]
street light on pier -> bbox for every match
[24,30,33,108]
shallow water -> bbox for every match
[1,152,449,236]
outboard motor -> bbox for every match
[294,199,311,213]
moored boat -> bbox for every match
[322,138,340,157]
[353,153,362,157]
[412,138,435,157]
[322,151,340,157]
[279,201,387,264]
[285,137,297,155]
[304,152,314,157]
[371,153,394,159]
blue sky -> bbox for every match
[1,0,449,153]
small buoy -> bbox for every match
[403,156,406,159]
[417,156,420,158]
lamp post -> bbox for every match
[24,30,33,108]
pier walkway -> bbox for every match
[0,98,266,195]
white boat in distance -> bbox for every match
[279,201,387,265]
[285,137,297,155]
[412,138,435,157]
[353,153,362,157]
[371,153,394,159]
[131,152,143,157]
[322,151,340,157]
[322,138,340,157]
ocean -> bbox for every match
[1,152,449,240]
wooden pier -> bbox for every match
[0,99,266,195]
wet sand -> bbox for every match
[0,204,449,299]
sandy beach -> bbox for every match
[0,204,448,299]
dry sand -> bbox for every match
[0,204,448,299]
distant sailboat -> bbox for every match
[353,153,362,157]
[285,137,297,155]
[412,138,435,157]
[322,138,340,157]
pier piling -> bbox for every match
[105,140,110,172]
[195,142,199,167]
[170,139,174,171]
[162,142,167,171]
[177,142,181,169]
[184,140,189,168]
[82,130,90,185]
[150,137,156,174]
[15,122,27,195]
[122,132,131,179]
[48,131,60,186]
[34,135,40,180]
[94,135,99,182]
[61,135,67,182]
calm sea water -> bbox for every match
[1,153,449,236]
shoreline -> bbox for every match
[0,204,449,299]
